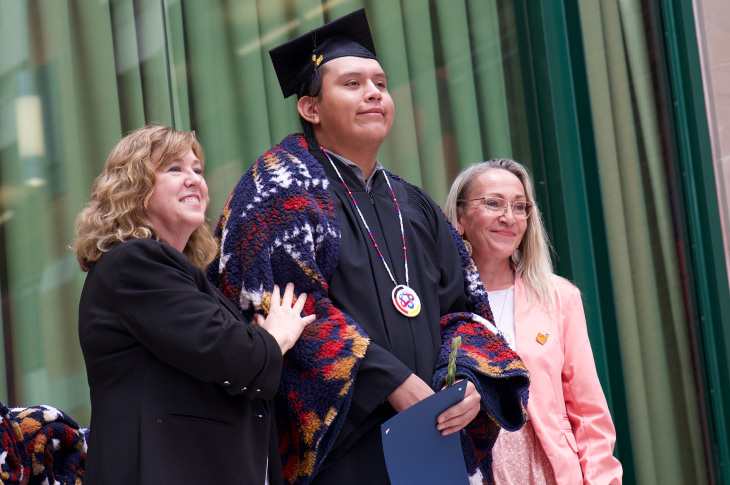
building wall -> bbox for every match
[695,0,730,282]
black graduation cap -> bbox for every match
[269,8,377,98]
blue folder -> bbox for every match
[381,382,469,484]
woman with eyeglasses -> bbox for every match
[445,159,622,484]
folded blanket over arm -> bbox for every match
[430,221,531,485]
[1,402,23,484]
[433,313,530,484]
[209,134,530,485]
[208,135,371,485]
[1,402,88,485]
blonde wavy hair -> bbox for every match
[73,125,217,271]
[445,159,556,307]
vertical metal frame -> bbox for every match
[514,0,730,482]
[659,0,730,482]
[513,0,637,481]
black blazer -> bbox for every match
[79,238,284,484]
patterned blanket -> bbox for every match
[1,401,87,485]
[208,134,530,484]
[435,312,530,483]
[431,214,531,483]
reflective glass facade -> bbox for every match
[1,1,727,483]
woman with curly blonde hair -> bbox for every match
[73,124,216,270]
[73,125,314,484]
[446,159,622,484]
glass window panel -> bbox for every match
[6,4,716,484]
[577,0,710,483]
[0,0,535,427]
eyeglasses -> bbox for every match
[458,196,533,218]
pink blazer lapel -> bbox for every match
[513,275,534,351]
[513,275,553,352]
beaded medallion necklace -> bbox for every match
[323,150,421,317]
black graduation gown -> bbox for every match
[312,150,469,484]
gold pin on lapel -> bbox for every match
[536,333,548,345]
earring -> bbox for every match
[463,239,473,256]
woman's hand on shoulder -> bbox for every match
[254,283,315,355]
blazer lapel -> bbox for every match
[514,276,527,350]
[514,275,540,351]
[514,275,554,351]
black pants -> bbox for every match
[311,424,391,485]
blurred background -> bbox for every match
[1,1,729,483]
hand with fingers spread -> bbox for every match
[255,283,315,354]
[436,379,481,436]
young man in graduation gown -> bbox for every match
[207,9,530,485]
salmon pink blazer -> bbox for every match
[513,274,622,484]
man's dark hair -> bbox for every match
[297,64,328,149]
